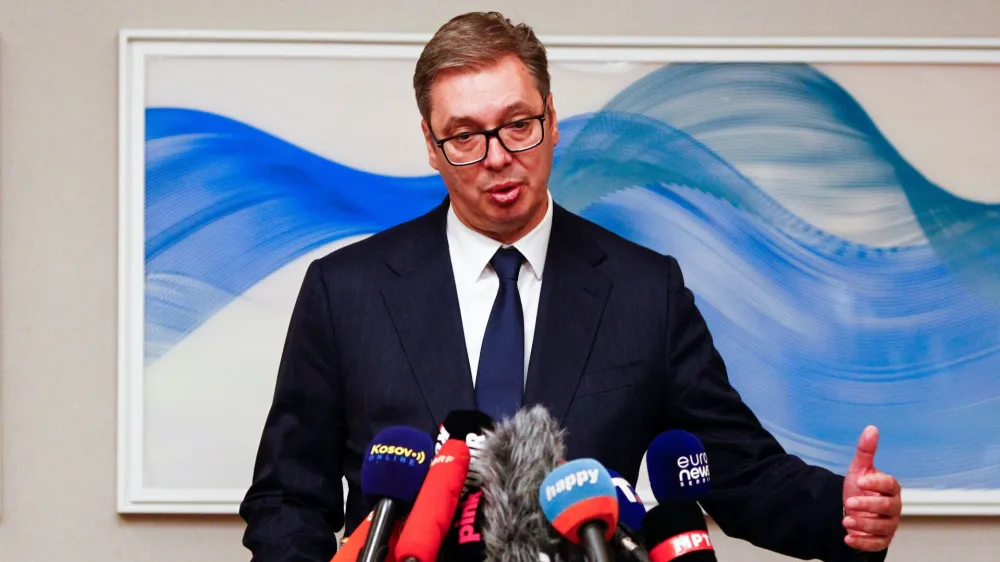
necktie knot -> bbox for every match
[491,247,523,281]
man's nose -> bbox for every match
[483,136,512,170]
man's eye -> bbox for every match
[451,132,477,144]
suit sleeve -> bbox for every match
[661,256,886,562]
[239,260,347,562]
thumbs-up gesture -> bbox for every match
[842,425,902,552]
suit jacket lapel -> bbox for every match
[524,204,612,423]
[381,198,476,426]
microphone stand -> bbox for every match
[578,522,612,562]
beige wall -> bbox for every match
[1,0,999,560]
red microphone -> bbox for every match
[333,511,374,562]
[332,513,405,562]
[394,439,472,562]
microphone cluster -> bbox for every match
[332,406,718,562]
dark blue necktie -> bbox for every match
[475,247,525,421]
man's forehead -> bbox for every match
[428,59,541,126]
[436,94,537,124]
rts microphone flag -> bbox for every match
[641,503,717,562]
[539,458,618,562]
[436,409,494,493]
[646,430,711,502]
[395,438,472,562]
[358,426,435,562]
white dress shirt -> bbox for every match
[446,191,553,388]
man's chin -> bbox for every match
[488,213,544,243]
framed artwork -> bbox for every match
[117,30,1000,514]
[0,38,4,517]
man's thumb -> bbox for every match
[849,425,879,472]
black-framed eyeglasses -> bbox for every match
[429,107,547,166]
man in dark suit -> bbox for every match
[239,11,902,562]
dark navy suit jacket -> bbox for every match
[240,198,883,562]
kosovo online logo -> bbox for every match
[369,443,428,467]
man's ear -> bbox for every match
[547,92,559,146]
[421,120,440,171]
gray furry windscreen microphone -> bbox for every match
[478,404,568,562]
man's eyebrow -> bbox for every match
[440,101,539,133]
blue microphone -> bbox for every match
[539,458,618,562]
[608,468,647,531]
[643,430,717,561]
[646,430,711,503]
[359,426,436,562]
[607,469,651,562]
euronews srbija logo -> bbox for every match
[369,443,427,466]
[676,451,710,487]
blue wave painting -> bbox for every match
[144,62,1000,488]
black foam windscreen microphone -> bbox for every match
[641,502,717,562]
[358,426,436,562]
[478,404,567,562]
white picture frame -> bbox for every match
[118,29,1000,515]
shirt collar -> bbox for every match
[446,190,553,283]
